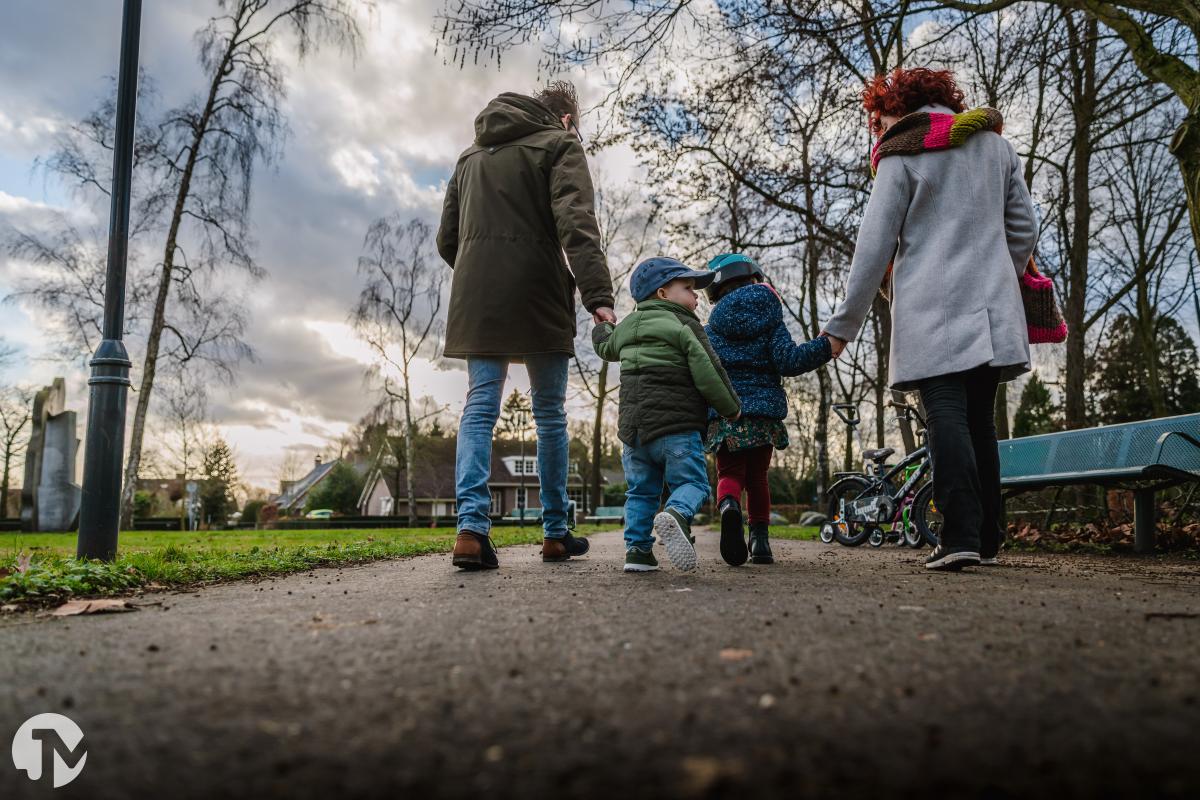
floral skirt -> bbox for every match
[706,415,789,454]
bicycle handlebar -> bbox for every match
[831,403,859,426]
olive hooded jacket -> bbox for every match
[436,93,614,359]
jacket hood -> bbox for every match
[707,283,782,340]
[474,93,562,146]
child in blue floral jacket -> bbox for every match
[704,254,833,566]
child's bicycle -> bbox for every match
[818,401,942,548]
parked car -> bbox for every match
[769,511,789,525]
[305,509,333,520]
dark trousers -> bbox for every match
[917,365,1003,553]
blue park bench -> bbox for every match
[504,506,543,522]
[585,506,625,525]
[998,413,1200,552]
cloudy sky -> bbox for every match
[0,0,633,491]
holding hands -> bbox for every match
[593,306,617,325]
[821,332,847,359]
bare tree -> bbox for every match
[932,1,1200,261]
[351,216,445,527]
[0,385,32,520]
[111,0,366,528]
[9,2,368,529]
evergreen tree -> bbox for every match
[200,439,240,525]
[1089,315,1200,424]
[1013,373,1060,437]
[497,390,533,441]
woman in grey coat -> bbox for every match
[823,67,1038,571]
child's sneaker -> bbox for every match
[624,547,659,572]
[654,508,698,572]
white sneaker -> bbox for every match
[653,510,698,572]
[979,556,999,566]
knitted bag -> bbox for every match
[1021,257,1068,344]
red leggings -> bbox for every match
[715,445,774,524]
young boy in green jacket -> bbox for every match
[593,257,742,572]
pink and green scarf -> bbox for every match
[870,106,1004,176]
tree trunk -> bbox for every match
[1062,14,1097,430]
[995,384,1010,440]
[815,369,831,501]
[590,361,609,513]
[404,379,417,529]
[118,35,237,529]
[871,296,891,448]
[1172,108,1200,293]
[1135,278,1167,417]
[0,442,12,519]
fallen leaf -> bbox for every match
[719,648,754,662]
[51,599,136,616]
[917,632,939,641]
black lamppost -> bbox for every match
[77,0,142,561]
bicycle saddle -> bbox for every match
[862,447,895,462]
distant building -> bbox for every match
[270,455,368,517]
[134,473,196,517]
[357,436,588,519]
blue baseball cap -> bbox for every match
[629,256,716,302]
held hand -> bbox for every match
[821,332,847,359]
[592,306,617,325]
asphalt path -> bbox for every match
[2,530,1198,799]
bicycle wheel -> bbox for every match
[911,481,943,548]
[826,476,873,547]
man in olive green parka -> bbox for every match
[437,82,615,571]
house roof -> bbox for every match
[274,459,338,512]
[360,435,583,505]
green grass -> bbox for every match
[0,524,616,607]
[768,526,821,541]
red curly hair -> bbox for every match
[862,67,966,136]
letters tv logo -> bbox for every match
[12,713,87,788]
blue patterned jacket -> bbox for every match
[705,283,832,420]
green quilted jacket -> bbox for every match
[592,299,741,446]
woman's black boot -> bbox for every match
[719,496,748,566]
[748,522,774,564]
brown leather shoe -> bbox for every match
[542,532,590,562]
[452,531,498,570]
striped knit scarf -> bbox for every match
[870,106,1004,176]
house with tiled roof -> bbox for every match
[270,456,348,516]
[357,436,588,520]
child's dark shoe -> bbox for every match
[719,496,748,566]
[654,508,698,571]
[624,547,659,573]
[748,522,774,564]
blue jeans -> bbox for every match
[621,431,711,551]
[456,355,570,539]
